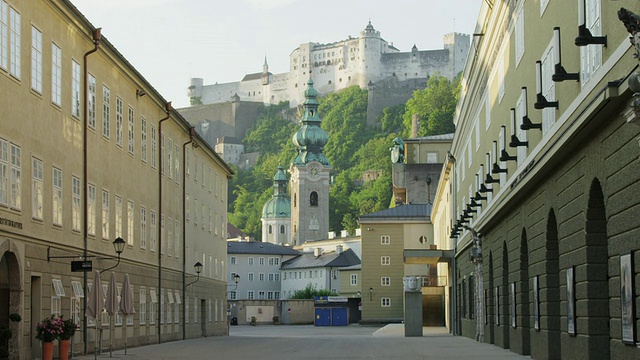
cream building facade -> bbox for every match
[0,0,232,358]
[444,0,640,359]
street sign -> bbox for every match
[71,260,93,272]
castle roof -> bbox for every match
[241,72,272,82]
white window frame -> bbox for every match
[115,195,122,238]
[0,1,7,70]
[150,124,156,169]
[102,86,110,138]
[140,206,147,249]
[350,274,357,286]
[150,210,157,252]
[381,297,391,307]
[32,157,43,220]
[381,235,390,245]
[0,139,6,206]
[102,190,110,239]
[128,107,135,154]
[116,97,123,147]
[9,143,20,210]
[149,289,157,325]
[51,279,65,316]
[52,167,62,226]
[381,256,390,266]
[8,7,19,79]
[127,200,134,246]
[72,176,81,231]
[88,74,96,130]
[88,183,96,236]
[515,6,525,67]
[541,40,556,135]
[174,291,181,324]
[31,26,42,93]
[71,60,81,118]
[381,277,390,286]
[141,117,147,163]
[580,0,602,86]
[139,288,146,325]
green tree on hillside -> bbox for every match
[403,74,460,137]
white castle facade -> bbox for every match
[188,22,469,108]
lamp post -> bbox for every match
[227,274,240,334]
[181,128,198,340]
[100,237,126,274]
[185,262,203,289]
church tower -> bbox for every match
[261,165,291,245]
[262,56,270,86]
[289,77,331,245]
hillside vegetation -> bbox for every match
[228,74,460,240]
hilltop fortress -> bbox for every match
[180,23,469,164]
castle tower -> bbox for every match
[262,56,270,85]
[289,77,331,245]
[261,165,291,245]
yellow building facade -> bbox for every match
[0,0,232,358]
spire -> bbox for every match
[291,77,330,166]
[262,164,291,219]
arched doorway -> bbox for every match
[0,245,22,360]
[517,228,530,355]
[501,241,510,349]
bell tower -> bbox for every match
[289,76,331,245]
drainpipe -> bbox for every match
[82,27,101,355]
[157,102,172,344]
[182,127,197,340]
[448,151,458,335]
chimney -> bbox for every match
[336,245,343,254]
[328,231,336,239]
[355,228,362,236]
[340,230,349,237]
[314,248,322,257]
[411,113,419,138]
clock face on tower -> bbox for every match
[308,163,321,180]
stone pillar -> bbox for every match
[403,276,423,337]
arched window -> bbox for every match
[310,191,318,206]
[280,225,285,234]
[293,193,297,207]
[268,225,272,234]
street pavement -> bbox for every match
[73,324,531,359]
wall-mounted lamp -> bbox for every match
[366,228,374,231]
[519,87,541,130]
[534,61,559,110]
[485,153,500,184]
[469,199,481,208]
[552,27,580,82]
[136,89,146,98]
[369,287,374,301]
[509,109,529,148]
[575,0,607,47]
[474,174,487,201]
[100,237,126,273]
[491,141,507,174]
[185,261,203,289]
[478,165,493,193]
[500,125,518,161]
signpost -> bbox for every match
[71,260,93,272]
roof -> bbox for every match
[241,72,272,81]
[227,241,301,256]
[281,248,360,270]
[227,223,246,239]
[359,204,431,221]
[406,133,455,141]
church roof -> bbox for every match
[359,204,431,221]
[241,72,272,81]
[280,248,360,270]
[227,241,301,256]
[262,196,291,218]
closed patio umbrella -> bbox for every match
[119,274,135,355]
[105,272,118,358]
[85,271,104,360]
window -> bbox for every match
[310,191,318,206]
[474,118,480,151]
[160,289,164,324]
[229,291,236,300]
[161,134,165,174]
[149,289,157,325]
[150,124,156,169]
[515,6,525,67]
[9,143,20,210]
[515,90,528,166]
[165,217,172,256]
[102,86,110,138]
[248,273,254,282]
[185,296,189,324]
[72,176,81,231]
[141,117,147,163]
[274,273,280,282]
[140,206,147,249]
[139,288,146,324]
[0,1,7,70]
[102,190,109,239]
[175,221,180,259]
[381,235,390,245]
[31,26,42,93]
[485,94,491,130]
[258,291,265,300]
[230,256,236,265]
[175,145,180,184]
[259,257,264,266]
[280,225,285,234]
[87,283,96,327]
[0,139,6,205]
[259,273,265,282]
[247,291,254,300]
[88,75,96,129]
[248,257,254,266]
[71,60,81,118]
[167,138,173,179]
[541,42,556,134]
[8,7,19,78]
[208,298,212,322]
[498,55,505,102]
[381,256,390,265]
[268,225,272,234]
[381,298,391,307]
[166,291,173,325]
[116,97,123,147]
[115,286,123,325]
[426,152,437,164]
[52,167,62,226]
[541,0,550,14]
[71,281,83,326]
[128,107,134,154]
[381,277,390,286]
[350,274,357,286]
[580,0,602,85]
[31,158,43,219]
[268,273,274,282]
[51,279,65,316]
[160,215,165,255]
[127,200,134,246]
[193,297,198,323]
[115,195,122,238]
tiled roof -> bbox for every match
[227,223,246,239]
[280,248,360,270]
[227,241,301,256]
[359,204,431,221]
[408,133,455,141]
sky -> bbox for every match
[73,0,483,109]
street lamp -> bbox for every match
[227,274,241,333]
[100,237,126,273]
[185,262,203,289]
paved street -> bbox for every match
[74,324,530,359]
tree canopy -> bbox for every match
[402,74,460,137]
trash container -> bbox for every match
[231,317,238,325]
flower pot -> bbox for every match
[59,339,70,360]
[42,341,54,360]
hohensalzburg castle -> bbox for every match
[187,22,470,109]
